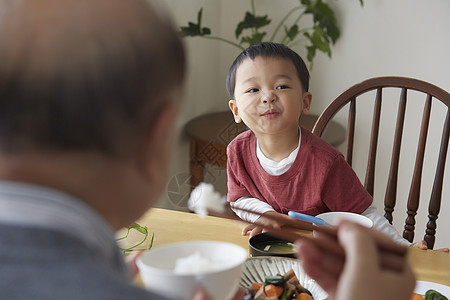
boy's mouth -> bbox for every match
[261,109,280,118]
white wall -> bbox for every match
[160,0,450,249]
[310,0,450,249]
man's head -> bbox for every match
[0,0,185,157]
[226,42,310,99]
[0,0,186,228]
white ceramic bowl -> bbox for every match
[315,212,373,228]
[136,240,247,300]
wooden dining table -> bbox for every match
[123,208,450,288]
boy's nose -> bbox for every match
[261,90,276,103]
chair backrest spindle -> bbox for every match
[425,108,450,248]
[312,77,450,249]
[384,88,407,224]
[403,94,432,242]
[346,97,356,166]
[364,88,383,196]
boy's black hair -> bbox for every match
[226,42,310,99]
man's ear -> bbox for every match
[228,99,242,123]
[137,102,178,181]
[302,92,312,115]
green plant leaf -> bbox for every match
[300,0,312,6]
[304,25,331,59]
[240,32,267,46]
[284,24,299,41]
[304,0,340,44]
[180,8,211,37]
[235,12,270,39]
[306,45,316,63]
[179,0,363,66]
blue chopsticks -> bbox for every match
[288,211,325,225]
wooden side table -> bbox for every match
[185,111,345,188]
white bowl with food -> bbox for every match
[136,240,247,300]
[315,211,373,228]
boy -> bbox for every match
[226,42,413,246]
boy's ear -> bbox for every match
[302,92,312,115]
[228,99,242,123]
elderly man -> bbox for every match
[0,0,184,298]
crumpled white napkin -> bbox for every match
[187,182,227,217]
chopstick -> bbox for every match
[207,207,408,273]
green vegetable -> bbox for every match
[264,275,289,286]
[265,275,284,281]
[425,289,448,300]
[279,291,288,300]
[116,223,154,253]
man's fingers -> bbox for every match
[232,287,246,300]
[297,235,344,278]
[193,289,209,300]
[125,251,144,278]
[338,221,379,273]
[296,239,339,297]
[338,220,409,272]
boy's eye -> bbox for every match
[276,85,289,90]
[246,88,259,93]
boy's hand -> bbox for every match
[241,224,263,237]
[241,211,293,237]
[411,240,449,252]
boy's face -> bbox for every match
[229,56,311,138]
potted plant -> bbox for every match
[181,0,363,67]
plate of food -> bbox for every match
[411,281,449,299]
[240,256,327,300]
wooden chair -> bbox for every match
[312,77,450,249]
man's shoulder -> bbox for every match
[0,225,166,300]
[0,267,162,300]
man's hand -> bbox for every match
[125,251,143,278]
[296,221,416,300]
